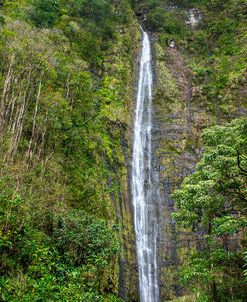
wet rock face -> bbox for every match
[101,19,142,301]
[151,32,246,299]
[128,3,246,301]
[151,41,209,300]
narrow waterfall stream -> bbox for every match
[132,30,159,302]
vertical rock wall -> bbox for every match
[102,15,141,301]
[152,39,246,300]
[119,1,246,300]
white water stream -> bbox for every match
[132,30,159,302]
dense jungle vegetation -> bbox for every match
[0,0,136,301]
[0,0,246,301]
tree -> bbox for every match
[172,118,247,301]
[30,0,61,28]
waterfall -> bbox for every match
[132,30,159,302]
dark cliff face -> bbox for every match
[151,22,246,302]
[152,42,203,300]
[102,25,141,302]
[55,1,245,300]
[127,28,198,301]
[130,0,247,299]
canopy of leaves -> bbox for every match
[0,0,135,301]
[173,118,247,227]
[172,118,247,301]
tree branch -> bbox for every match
[237,151,247,175]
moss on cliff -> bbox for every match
[0,1,140,301]
[147,0,246,300]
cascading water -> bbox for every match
[132,30,159,302]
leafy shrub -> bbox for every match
[146,7,166,31]
[30,0,61,28]
[53,209,119,268]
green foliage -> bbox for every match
[147,7,166,31]
[53,210,119,267]
[30,0,61,27]
[66,0,117,41]
[0,0,136,300]
[0,173,120,301]
[69,0,113,23]
[151,0,247,117]
[147,8,184,35]
[173,118,247,301]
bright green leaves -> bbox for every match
[173,118,247,300]
[173,118,247,225]
[180,252,213,285]
[213,216,247,237]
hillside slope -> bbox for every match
[0,1,140,301]
[0,0,246,301]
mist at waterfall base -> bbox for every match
[131,31,159,302]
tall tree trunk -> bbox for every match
[26,75,43,164]
[211,279,218,302]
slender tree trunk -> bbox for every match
[208,222,219,302]
[0,62,14,129]
[211,280,218,302]
[26,75,43,164]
